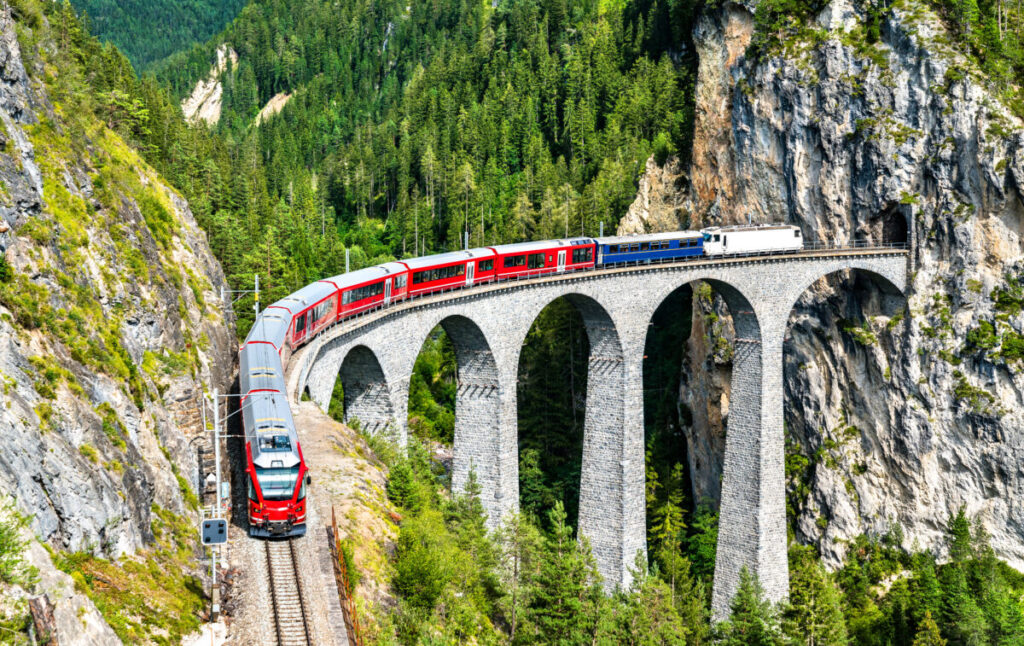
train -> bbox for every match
[239,223,803,537]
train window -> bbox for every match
[248,478,258,500]
[640,243,649,251]
[572,247,593,263]
[479,259,494,272]
[714,234,721,242]
[631,244,640,252]
[345,280,385,302]
[723,236,728,246]
[504,255,526,268]
[255,466,300,501]
[295,313,306,334]
[528,253,545,269]
[396,275,407,289]
[794,230,800,238]
[259,434,293,452]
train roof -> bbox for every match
[400,248,495,270]
[324,264,403,290]
[595,231,702,245]
[268,282,337,316]
[239,342,286,396]
[242,392,301,469]
[489,238,592,254]
[245,310,290,349]
[700,224,799,233]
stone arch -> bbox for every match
[643,277,777,618]
[516,292,630,587]
[787,265,907,315]
[338,345,393,435]
[780,264,909,561]
[641,277,762,522]
[418,315,502,513]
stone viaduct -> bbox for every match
[294,249,908,619]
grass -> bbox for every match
[52,506,205,645]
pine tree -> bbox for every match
[783,545,848,646]
[913,611,947,646]
[518,502,601,645]
[593,553,688,645]
[497,513,544,641]
[717,568,784,646]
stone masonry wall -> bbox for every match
[301,252,907,608]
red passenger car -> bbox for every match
[326,262,409,319]
[491,238,595,279]
[401,249,497,297]
[274,280,340,350]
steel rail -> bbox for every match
[266,539,312,646]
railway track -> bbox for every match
[266,539,312,646]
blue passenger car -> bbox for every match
[595,231,704,266]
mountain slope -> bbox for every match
[142,0,697,338]
[0,1,235,641]
[68,0,248,69]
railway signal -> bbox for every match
[201,518,228,545]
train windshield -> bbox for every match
[703,233,711,241]
[256,466,300,501]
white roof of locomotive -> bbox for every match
[243,392,301,469]
[595,231,701,245]
[400,249,495,270]
[701,223,799,233]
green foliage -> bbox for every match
[965,320,998,351]
[407,328,456,444]
[1000,329,1024,361]
[784,545,849,645]
[0,255,11,283]
[517,502,603,644]
[912,611,946,646]
[79,443,99,463]
[68,0,248,69]
[0,496,38,587]
[131,0,701,340]
[718,568,785,645]
[842,319,878,346]
[952,370,997,414]
[992,277,1024,315]
[595,557,690,644]
[52,507,204,643]
[518,299,590,527]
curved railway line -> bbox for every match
[265,539,312,646]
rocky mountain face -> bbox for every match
[624,0,1024,569]
[0,3,234,640]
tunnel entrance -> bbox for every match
[874,203,910,246]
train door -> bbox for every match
[557,250,567,272]
[384,278,392,305]
[466,262,475,286]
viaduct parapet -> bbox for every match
[296,250,908,619]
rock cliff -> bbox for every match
[0,3,235,641]
[625,0,1024,569]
